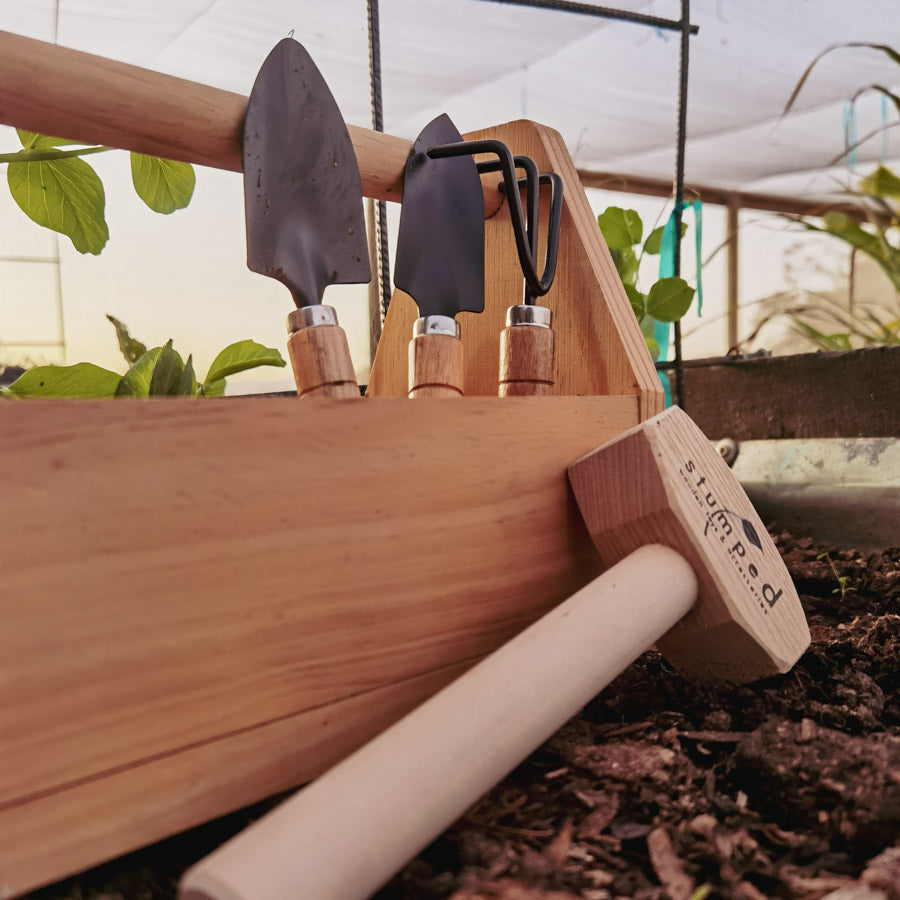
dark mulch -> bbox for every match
[25,531,900,900]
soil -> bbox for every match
[26,529,900,900]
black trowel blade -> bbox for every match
[243,38,370,307]
[394,114,484,319]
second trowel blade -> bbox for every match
[394,115,484,319]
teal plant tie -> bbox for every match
[842,100,858,171]
[655,201,703,407]
[655,209,678,407]
[691,200,703,315]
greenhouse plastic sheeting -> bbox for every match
[2,0,899,199]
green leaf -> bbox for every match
[16,130,87,150]
[644,335,661,360]
[201,378,226,397]
[597,207,643,250]
[116,346,163,397]
[610,246,639,287]
[148,340,186,396]
[203,340,286,386]
[792,319,854,351]
[822,212,886,259]
[643,222,688,255]
[106,314,148,364]
[623,283,646,319]
[848,84,900,117]
[6,155,109,254]
[130,154,196,214]
[858,164,900,200]
[646,276,695,322]
[6,362,120,397]
[795,215,900,291]
[176,355,199,396]
[784,43,900,115]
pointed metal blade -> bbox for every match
[243,38,370,307]
[394,114,485,319]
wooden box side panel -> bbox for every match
[1,396,637,895]
[1,660,475,897]
[367,120,663,419]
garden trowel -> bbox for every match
[394,114,484,397]
[243,37,370,398]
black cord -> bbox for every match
[367,0,392,318]
[670,0,690,410]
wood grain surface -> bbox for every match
[499,324,555,396]
[407,333,465,397]
[366,120,664,419]
[1,394,637,895]
[287,325,360,398]
[568,407,811,683]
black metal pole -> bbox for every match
[670,0,691,409]
[367,0,392,318]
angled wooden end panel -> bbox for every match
[0,395,636,896]
[367,120,663,419]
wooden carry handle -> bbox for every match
[499,322,555,396]
[408,325,464,398]
[287,316,360,399]
[0,31,503,215]
[179,545,697,900]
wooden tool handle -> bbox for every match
[0,31,503,215]
[408,333,464,398]
[287,326,359,399]
[179,544,697,900]
[499,323,555,396]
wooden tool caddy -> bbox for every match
[0,32,663,896]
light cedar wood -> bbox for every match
[180,547,697,900]
[286,325,360,398]
[2,659,478,897]
[498,324,555,396]
[0,30,504,214]
[0,395,638,896]
[178,411,810,900]
[407,333,464,397]
[568,406,811,682]
[178,410,811,900]
[366,121,664,420]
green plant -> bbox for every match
[0,130,195,254]
[596,205,695,358]
[780,43,900,348]
[2,316,286,398]
[817,552,856,599]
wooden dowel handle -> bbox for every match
[499,323,555,396]
[179,544,697,900]
[0,30,503,214]
[408,333,464,398]
[287,325,359,399]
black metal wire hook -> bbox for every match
[426,139,562,301]
[475,157,562,303]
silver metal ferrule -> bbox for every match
[412,315,460,339]
[287,305,339,334]
[506,305,552,328]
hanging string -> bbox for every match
[367,0,392,318]
[842,100,858,171]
